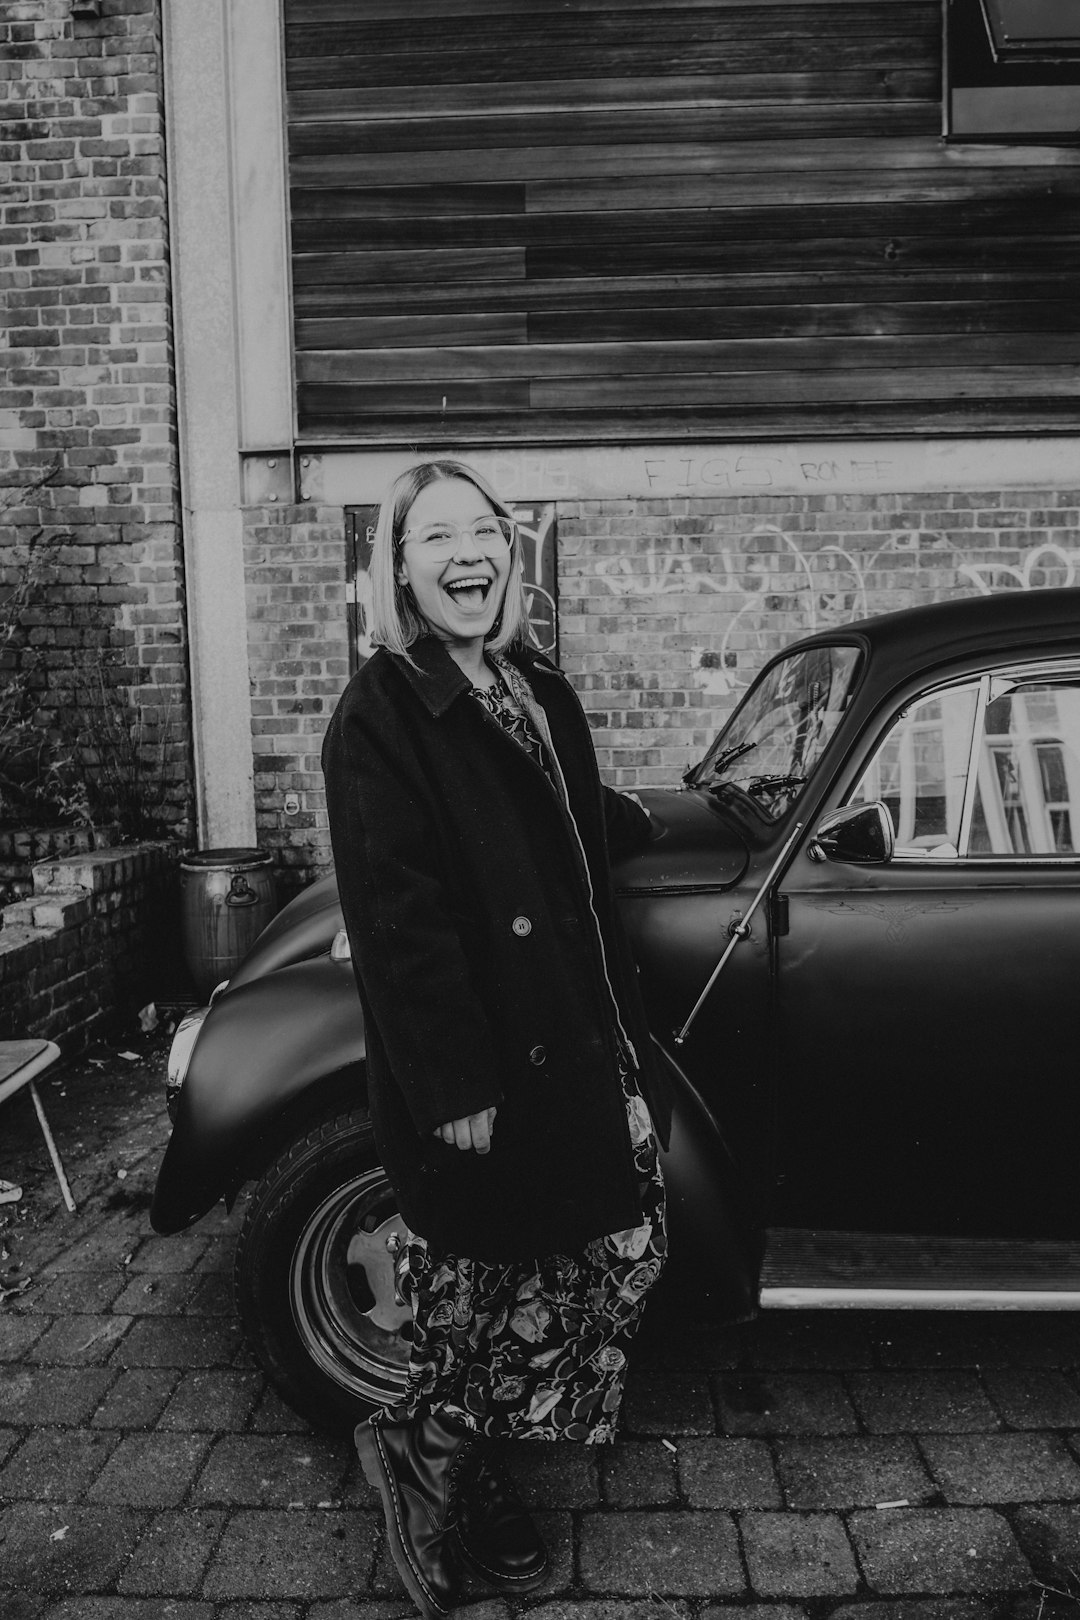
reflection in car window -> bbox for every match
[969,683,1080,856]
[691,644,861,821]
[851,671,1080,860]
[852,683,980,858]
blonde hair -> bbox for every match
[367,460,532,661]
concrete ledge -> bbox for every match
[33,847,167,895]
[3,890,93,931]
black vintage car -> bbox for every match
[152,587,1080,1433]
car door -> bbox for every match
[773,657,1080,1241]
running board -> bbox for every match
[761,1228,1080,1310]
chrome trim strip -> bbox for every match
[957,673,989,857]
[761,1286,1080,1311]
[889,853,1080,866]
[993,658,1080,685]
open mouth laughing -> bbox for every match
[443,574,494,610]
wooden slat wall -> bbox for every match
[284,0,1080,443]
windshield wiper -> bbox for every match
[745,773,806,799]
[701,739,757,779]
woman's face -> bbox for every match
[396,477,512,650]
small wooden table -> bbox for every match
[0,1040,76,1214]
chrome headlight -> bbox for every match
[330,928,352,962]
[165,1006,209,1118]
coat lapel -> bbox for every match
[388,637,567,723]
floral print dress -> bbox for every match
[390,668,667,1443]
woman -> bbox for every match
[322,460,669,1620]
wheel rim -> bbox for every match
[289,1165,412,1408]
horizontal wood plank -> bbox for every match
[290,197,1080,254]
[296,301,1080,349]
[290,184,526,219]
[288,0,932,19]
[299,381,533,413]
[288,104,936,158]
[296,313,530,348]
[287,33,937,91]
[287,71,935,123]
[527,300,1080,343]
[290,248,525,286]
[284,7,937,58]
[524,234,1080,278]
[527,368,1080,406]
[289,166,1078,217]
[289,136,1079,188]
[296,402,1080,443]
[523,166,1080,213]
[292,234,1080,286]
[296,334,1080,385]
[292,272,1080,318]
[296,367,1080,422]
[289,57,935,95]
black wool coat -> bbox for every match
[321,635,670,1262]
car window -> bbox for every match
[851,683,981,858]
[968,681,1080,856]
[850,668,1080,861]
[690,643,861,821]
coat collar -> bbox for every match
[388,636,563,719]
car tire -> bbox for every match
[234,1106,413,1434]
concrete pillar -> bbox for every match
[162,0,294,846]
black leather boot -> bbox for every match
[355,1409,474,1620]
[454,1444,549,1593]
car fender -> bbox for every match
[150,957,367,1235]
[151,963,759,1322]
[653,1039,759,1320]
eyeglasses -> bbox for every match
[398,516,515,557]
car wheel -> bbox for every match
[234,1106,412,1434]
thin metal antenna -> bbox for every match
[673,821,804,1047]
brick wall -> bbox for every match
[241,484,1080,887]
[244,503,351,895]
[0,819,119,904]
[8,8,1075,903]
[0,0,190,836]
[559,487,1080,787]
[0,840,179,1045]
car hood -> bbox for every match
[224,787,748,993]
[615,786,749,893]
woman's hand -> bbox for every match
[433,1108,497,1154]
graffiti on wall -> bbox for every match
[593,525,1080,698]
[959,544,1080,597]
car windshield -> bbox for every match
[689,643,862,819]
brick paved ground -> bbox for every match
[4,1043,1080,1618]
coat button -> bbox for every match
[529,1045,547,1066]
[511,915,532,937]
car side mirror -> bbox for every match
[808,801,895,864]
